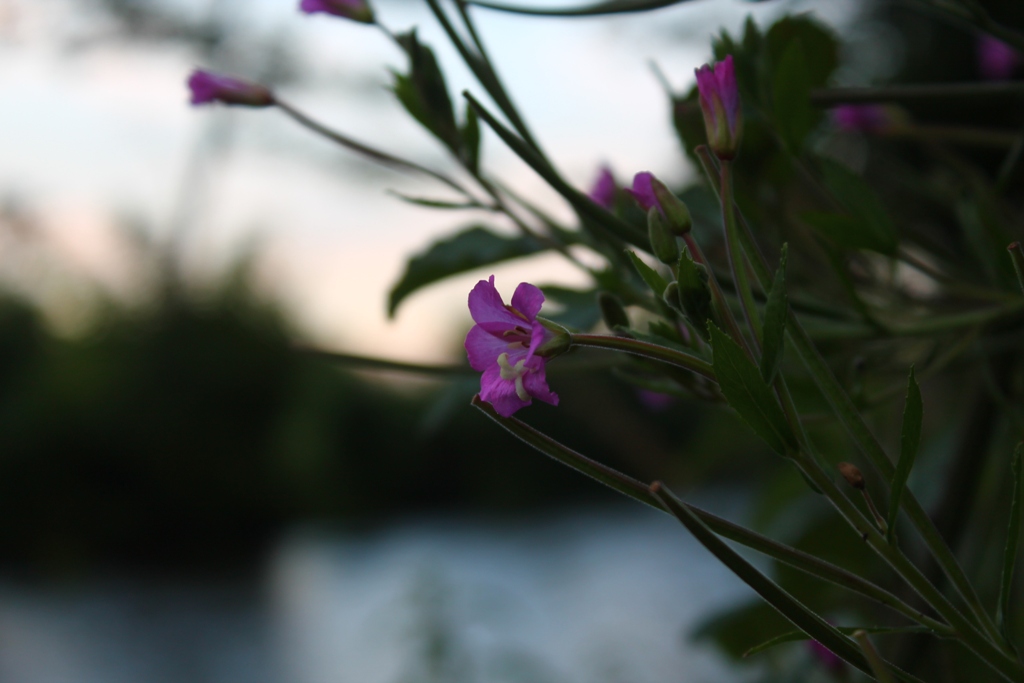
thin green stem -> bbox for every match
[470,396,952,634]
[274,99,475,199]
[682,235,750,357]
[568,333,715,380]
[720,159,763,347]
[296,347,476,376]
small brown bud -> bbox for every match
[838,462,865,490]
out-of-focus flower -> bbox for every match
[627,172,692,236]
[465,276,559,417]
[978,35,1020,81]
[627,171,659,212]
[831,104,891,133]
[695,55,742,160]
[187,70,274,107]
[808,639,846,676]
[299,0,375,24]
[637,390,675,412]
[588,166,617,209]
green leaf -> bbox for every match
[541,285,602,330]
[709,324,798,456]
[393,31,461,152]
[652,484,903,681]
[388,225,544,316]
[387,191,481,210]
[801,211,891,253]
[817,159,898,255]
[887,367,923,543]
[998,443,1023,636]
[744,625,933,658]
[771,41,816,151]
[465,0,697,16]
[765,15,838,89]
[460,102,481,173]
[759,244,788,384]
[627,250,669,296]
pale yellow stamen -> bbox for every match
[497,352,531,401]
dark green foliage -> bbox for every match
[388,225,546,316]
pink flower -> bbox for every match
[626,171,659,212]
[978,35,1020,81]
[465,276,559,417]
[588,166,617,209]
[187,69,274,107]
[299,0,374,23]
[695,55,742,160]
[808,639,846,676]
[831,104,891,133]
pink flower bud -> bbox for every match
[299,0,375,24]
[978,35,1020,81]
[831,104,891,133]
[187,70,274,107]
[694,55,742,160]
[588,165,617,210]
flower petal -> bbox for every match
[588,166,617,209]
[626,172,658,211]
[465,325,511,371]
[468,276,522,327]
[522,358,558,406]
[511,282,545,320]
[479,365,531,416]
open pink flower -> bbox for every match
[695,55,742,159]
[588,166,617,209]
[832,104,891,133]
[465,276,559,417]
[300,0,374,23]
[978,35,1020,81]
[187,69,274,107]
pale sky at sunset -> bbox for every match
[0,0,859,361]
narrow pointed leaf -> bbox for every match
[387,191,481,210]
[627,250,669,296]
[471,398,949,630]
[466,0,696,16]
[887,367,923,543]
[460,102,482,173]
[744,625,933,658]
[759,244,788,384]
[772,41,816,151]
[388,225,544,316]
[464,93,647,247]
[651,484,898,681]
[709,323,798,456]
[998,443,1023,635]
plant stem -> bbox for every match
[720,159,763,347]
[568,333,715,381]
[811,82,1024,106]
[274,99,474,200]
[697,146,1015,659]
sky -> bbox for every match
[0,0,861,362]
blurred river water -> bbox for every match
[0,505,752,683]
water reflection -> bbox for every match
[0,506,749,683]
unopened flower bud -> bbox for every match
[838,462,865,490]
[535,317,572,358]
[187,70,274,107]
[300,0,375,24]
[650,178,692,235]
[694,55,742,160]
[648,207,679,265]
[598,292,630,331]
